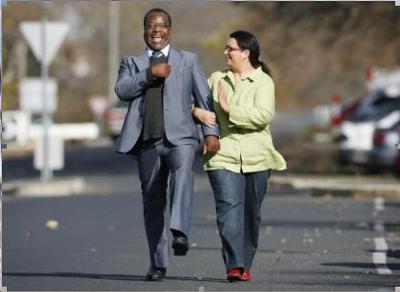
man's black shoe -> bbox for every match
[145,267,166,281]
[172,236,189,256]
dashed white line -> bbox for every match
[374,238,388,252]
[373,252,392,275]
[374,220,385,233]
[374,197,385,212]
[372,197,392,275]
[373,252,387,264]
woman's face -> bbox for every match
[224,38,246,70]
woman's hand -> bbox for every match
[218,80,230,113]
[192,107,216,128]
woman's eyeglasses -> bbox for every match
[224,45,242,53]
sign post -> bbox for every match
[20,20,69,181]
[41,18,51,180]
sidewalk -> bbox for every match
[270,174,400,198]
[3,174,400,199]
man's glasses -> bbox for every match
[225,45,242,53]
[145,22,170,30]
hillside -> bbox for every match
[2,2,399,122]
[237,2,400,108]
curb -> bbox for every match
[3,175,400,199]
[270,175,400,199]
[3,177,88,198]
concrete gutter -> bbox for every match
[270,175,400,198]
[3,174,400,199]
[3,177,89,198]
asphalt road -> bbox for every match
[2,143,400,291]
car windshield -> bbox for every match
[349,91,400,122]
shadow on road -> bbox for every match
[322,262,400,270]
[4,272,226,283]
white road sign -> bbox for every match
[19,78,58,114]
[20,21,69,65]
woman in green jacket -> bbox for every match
[203,31,286,282]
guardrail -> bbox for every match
[2,110,100,171]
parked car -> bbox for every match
[333,97,362,126]
[369,119,400,173]
[335,90,400,167]
[105,100,128,141]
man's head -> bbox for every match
[143,8,172,51]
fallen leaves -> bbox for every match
[45,220,59,230]
[26,230,32,240]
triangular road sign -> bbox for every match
[20,21,69,65]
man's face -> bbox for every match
[144,12,171,51]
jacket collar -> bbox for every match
[223,66,264,84]
[133,46,181,86]
[146,44,170,58]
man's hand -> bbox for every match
[151,63,171,78]
[202,135,220,155]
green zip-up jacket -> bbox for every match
[203,67,287,173]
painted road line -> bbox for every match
[374,220,385,233]
[374,197,385,212]
[374,238,388,252]
[372,197,392,275]
[373,252,387,264]
[373,252,392,275]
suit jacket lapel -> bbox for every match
[133,50,149,72]
[133,47,180,87]
[166,47,181,86]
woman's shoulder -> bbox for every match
[256,70,275,87]
[209,69,229,82]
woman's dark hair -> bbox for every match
[143,8,172,27]
[230,30,272,77]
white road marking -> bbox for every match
[374,238,388,252]
[373,252,387,264]
[374,197,385,212]
[374,220,385,233]
[375,266,393,275]
[372,197,392,275]
[373,252,392,275]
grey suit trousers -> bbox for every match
[137,139,196,268]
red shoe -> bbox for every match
[240,270,251,281]
[227,268,242,282]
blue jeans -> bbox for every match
[207,169,270,271]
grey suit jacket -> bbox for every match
[114,47,219,154]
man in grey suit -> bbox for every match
[114,8,220,281]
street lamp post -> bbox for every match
[108,1,120,102]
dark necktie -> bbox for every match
[151,51,164,63]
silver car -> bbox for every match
[336,90,400,167]
[369,120,400,173]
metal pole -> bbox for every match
[41,17,52,181]
[108,1,119,102]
